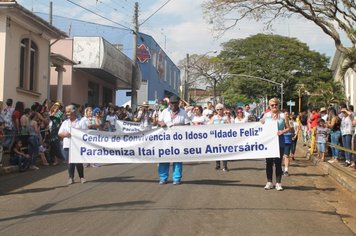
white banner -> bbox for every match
[69,122,280,163]
[115,120,156,133]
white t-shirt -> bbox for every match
[58,118,79,148]
[159,108,190,126]
[234,116,248,123]
[191,115,209,125]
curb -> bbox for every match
[0,164,19,175]
[307,151,356,193]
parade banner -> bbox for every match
[69,122,280,163]
[115,120,155,133]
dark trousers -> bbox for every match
[266,147,284,183]
[64,148,84,179]
[49,140,65,162]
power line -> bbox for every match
[139,0,172,26]
[34,12,130,31]
[65,0,133,31]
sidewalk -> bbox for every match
[297,141,356,193]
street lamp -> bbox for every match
[184,50,217,102]
[227,74,284,110]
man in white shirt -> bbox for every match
[157,95,190,185]
[202,101,214,119]
[244,103,251,117]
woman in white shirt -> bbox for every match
[234,107,248,123]
[58,104,86,185]
[191,106,209,125]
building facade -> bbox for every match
[0,1,66,107]
[136,32,180,104]
[331,49,356,107]
[50,37,138,107]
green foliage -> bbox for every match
[218,34,333,106]
[307,81,345,107]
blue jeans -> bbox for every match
[342,134,352,162]
[158,162,182,182]
[28,135,39,165]
[64,148,84,179]
[330,130,341,159]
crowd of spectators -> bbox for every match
[0,97,355,177]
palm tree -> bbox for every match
[308,81,344,107]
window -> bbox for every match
[88,81,99,106]
[103,87,113,105]
[19,38,38,92]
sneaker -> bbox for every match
[173,181,181,185]
[29,165,39,170]
[344,162,351,167]
[90,163,100,168]
[264,182,273,190]
[283,171,289,176]
[222,168,229,172]
[275,183,284,191]
[215,166,220,170]
[80,178,86,184]
[159,180,167,185]
[328,159,335,163]
[67,178,74,185]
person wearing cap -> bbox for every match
[136,101,152,130]
[209,103,230,171]
[157,95,190,185]
[319,107,328,121]
[92,107,102,130]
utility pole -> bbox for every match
[131,2,139,112]
[49,1,53,24]
[184,53,189,101]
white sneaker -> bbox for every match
[80,178,86,184]
[30,165,39,170]
[264,182,273,190]
[275,183,284,191]
[67,178,74,185]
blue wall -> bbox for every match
[137,32,181,102]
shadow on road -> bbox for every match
[0,165,67,195]
[1,186,67,195]
[0,200,153,223]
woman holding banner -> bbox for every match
[58,104,86,185]
[260,98,290,191]
[209,103,230,171]
[157,95,190,185]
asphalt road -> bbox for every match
[0,154,355,235]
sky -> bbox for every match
[16,0,338,105]
[16,0,337,64]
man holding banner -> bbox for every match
[157,95,190,185]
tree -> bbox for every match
[203,0,355,56]
[178,54,229,104]
[218,34,333,107]
[307,80,344,107]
